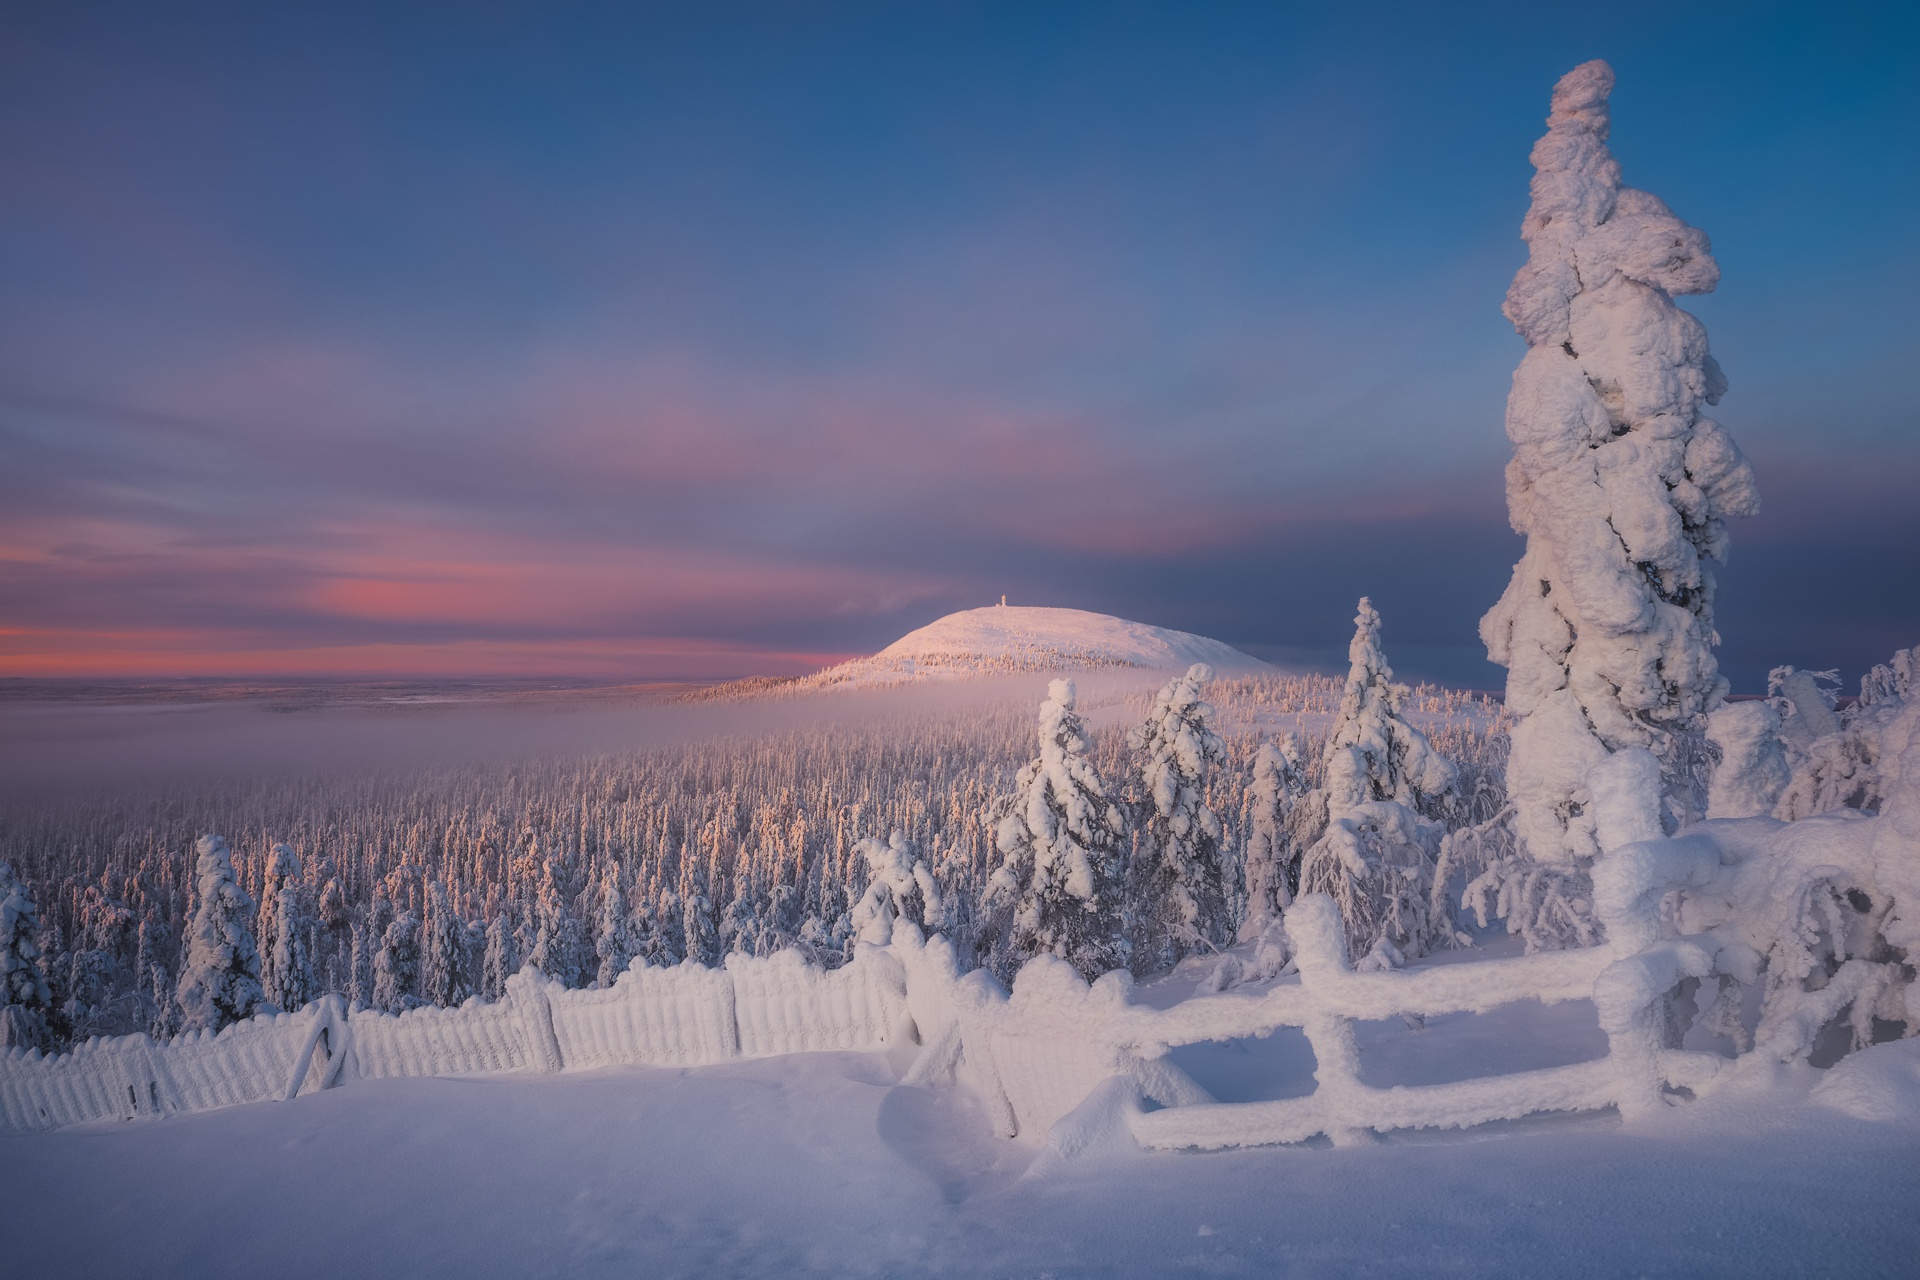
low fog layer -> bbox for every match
[0,675,1184,797]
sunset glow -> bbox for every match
[2,5,1914,686]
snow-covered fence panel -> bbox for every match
[0,1035,162,1130]
[544,962,740,1069]
[729,945,907,1059]
[0,1004,328,1131]
[953,819,1732,1148]
[1123,895,1624,1149]
[346,994,536,1081]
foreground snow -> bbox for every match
[6,1025,1916,1278]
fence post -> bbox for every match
[283,1000,337,1101]
[506,967,565,1073]
[1586,751,1724,1120]
[1288,894,1371,1146]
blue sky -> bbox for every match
[2,1,1915,688]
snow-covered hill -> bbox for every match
[798,606,1268,691]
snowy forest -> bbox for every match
[0,661,1508,1050]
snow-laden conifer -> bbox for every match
[527,856,585,986]
[347,919,373,1012]
[480,912,517,1000]
[849,830,945,946]
[372,909,421,1013]
[0,861,52,1050]
[1299,602,1459,964]
[175,835,266,1034]
[1705,702,1790,819]
[259,843,317,1013]
[981,679,1129,981]
[679,860,719,968]
[594,862,635,987]
[1128,664,1230,971]
[420,879,467,1006]
[1322,599,1457,819]
[1240,734,1308,938]
[1482,60,1759,866]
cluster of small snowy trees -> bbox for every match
[980,617,1488,982]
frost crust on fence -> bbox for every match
[1481,59,1758,868]
[0,945,914,1131]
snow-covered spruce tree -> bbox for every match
[1298,600,1461,965]
[259,843,317,1013]
[1769,664,1875,821]
[1468,63,1758,952]
[480,912,517,1000]
[1704,701,1790,820]
[420,879,467,1007]
[593,862,635,987]
[980,679,1129,982]
[527,858,585,986]
[1127,663,1231,973]
[371,909,421,1013]
[849,830,946,947]
[347,919,373,1012]
[0,861,53,1050]
[1240,734,1308,937]
[134,909,174,1039]
[679,859,718,968]
[175,835,266,1034]
[1321,600,1458,818]
[1483,60,1758,871]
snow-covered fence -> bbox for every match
[0,946,911,1132]
[0,1002,334,1130]
[728,947,908,1058]
[347,991,535,1080]
[947,833,1729,1149]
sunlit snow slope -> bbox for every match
[802,605,1268,689]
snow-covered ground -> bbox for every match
[800,605,1269,690]
[6,1016,1916,1279]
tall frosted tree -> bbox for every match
[1322,599,1457,820]
[0,862,52,1050]
[527,858,585,986]
[372,909,421,1013]
[982,679,1129,982]
[258,843,317,1013]
[1240,734,1308,939]
[420,879,467,1007]
[1128,664,1230,971]
[593,862,635,987]
[678,859,718,968]
[1482,60,1759,865]
[1299,603,1459,964]
[175,835,266,1034]
[480,912,518,1000]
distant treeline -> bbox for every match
[0,672,1507,1048]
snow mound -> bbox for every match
[802,607,1269,690]
[1813,1037,1920,1124]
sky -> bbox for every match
[2,1,1916,691]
